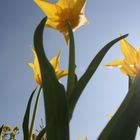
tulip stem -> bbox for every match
[29,86,42,140]
[128,76,132,89]
[66,21,76,97]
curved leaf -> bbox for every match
[22,87,37,140]
[34,17,69,140]
[69,34,128,120]
[29,87,42,140]
[98,73,140,140]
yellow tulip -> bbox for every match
[34,0,89,43]
[106,37,140,79]
[26,48,68,85]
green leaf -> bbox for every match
[0,125,3,137]
[98,73,140,140]
[29,87,42,140]
[66,21,76,96]
[34,17,69,140]
[36,126,47,140]
[22,87,37,140]
[69,34,128,120]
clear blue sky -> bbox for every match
[1,0,140,139]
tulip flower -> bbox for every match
[26,48,68,85]
[34,0,88,43]
[106,37,140,79]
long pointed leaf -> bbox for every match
[98,73,140,140]
[69,34,128,120]
[22,87,37,140]
[29,87,42,140]
[66,21,76,96]
[34,17,69,140]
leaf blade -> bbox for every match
[22,87,37,140]
[34,17,69,140]
[29,87,42,140]
[36,126,47,140]
[98,73,140,140]
[69,34,128,120]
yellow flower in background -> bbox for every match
[32,132,38,139]
[2,125,12,132]
[106,37,140,79]
[10,131,16,138]
[26,48,68,85]
[77,136,87,140]
[34,0,88,43]
[107,114,113,118]
[13,125,19,132]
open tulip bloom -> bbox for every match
[106,37,140,79]
[34,0,88,43]
[26,48,68,85]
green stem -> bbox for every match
[29,86,42,140]
[66,21,76,97]
[128,76,132,89]
[128,76,140,128]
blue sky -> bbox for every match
[1,0,140,139]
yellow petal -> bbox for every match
[73,0,86,14]
[107,114,113,118]
[73,15,89,32]
[63,15,88,44]
[84,136,88,140]
[34,0,62,18]
[119,67,128,75]
[26,62,34,70]
[77,136,81,140]
[56,70,68,79]
[106,59,123,67]
[56,0,73,9]
[31,48,42,85]
[34,73,42,85]
[63,32,69,45]
[32,48,41,75]
[135,49,140,70]
[137,47,140,54]
[45,19,60,29]
[50,50,62,71]
[106,59,127,75]
[119,36,137,64]
[57,0,86,14]
[122,60,137,78]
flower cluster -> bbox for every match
[1,125,19,140]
